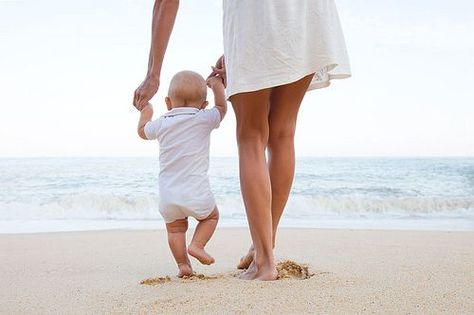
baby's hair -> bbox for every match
[168,71,207,105]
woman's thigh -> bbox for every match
[268,74,314,141]
[230,73,313,144]
[231,88,272,144]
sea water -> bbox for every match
[0,157,473,233]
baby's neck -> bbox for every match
[171,104,201,110]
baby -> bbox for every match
[137,70,227,277]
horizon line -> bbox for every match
[1,155,473,159]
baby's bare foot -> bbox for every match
[177,263,193,278]
[188,243,215,265]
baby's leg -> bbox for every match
[166,218,192,277]
[188,207,219,265]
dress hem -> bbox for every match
[226,63,351,100]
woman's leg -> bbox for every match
[268,74,314,247]
[236,74,314,270]
[231,88,277,281]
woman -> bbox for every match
[134,0,351,281]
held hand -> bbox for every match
[133,76,160,111]
[207,55,226,87]
[206,76,225,90]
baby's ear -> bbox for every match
[165,97,172,110]
[201,100,209,109]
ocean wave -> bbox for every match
[0,192,473,221]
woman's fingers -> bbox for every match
[207,54,226,79]
[133,89,143,110]
[133,90,138,107]
[134,89,149,111]
[133,77,159,110]
[207,67,222,79]
[134,88,144,110]
[214,68,226,77]
[215,54,225,69]
[207,71,218,80]
[136,92,147,110]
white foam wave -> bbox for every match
[1,193,473,221]
[285,195,474,217]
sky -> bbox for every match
[0,0,473,157]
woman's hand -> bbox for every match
[207,55,226,87]
[133,76,160,111]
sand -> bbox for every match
[0,228,473,314]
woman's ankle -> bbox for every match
[254,252,275,269]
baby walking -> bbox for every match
[137,70,227,277]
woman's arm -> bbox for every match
[133,0,180,110]
[147,0,179,79]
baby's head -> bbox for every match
[166,71,208,110]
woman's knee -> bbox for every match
[236,126,269,151]
[231,89,271,151]
[268,124,296,149]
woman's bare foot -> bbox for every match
[254,264,278,281]
[177,262,193,278]
[239,260,278,281]
[188,243,215,265]
[238,260,257,280]
[237,245,255,269]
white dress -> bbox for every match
[223,0,351,98]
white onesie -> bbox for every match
[144,107,221,223]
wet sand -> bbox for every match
[0,228,473,314]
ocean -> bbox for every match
[0,157,473,233]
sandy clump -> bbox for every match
[276,260,313,280]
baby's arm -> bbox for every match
[137,104,154,140]
[207,77,227,121]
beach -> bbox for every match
[1,228,473,314]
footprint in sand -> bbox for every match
[140,273,221,285]
[140,260,315,285]
[180,273,220,281]
[140,276,171,285]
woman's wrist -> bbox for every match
[146,71,160,82]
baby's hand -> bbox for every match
[141,102,152,111]
[206,76,224,90]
